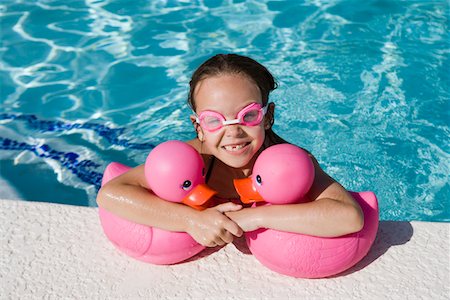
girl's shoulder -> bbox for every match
[185,138,214,161]
[185,138,201,150]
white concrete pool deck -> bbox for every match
[1,199,449,299]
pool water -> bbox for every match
[0,0,448,222]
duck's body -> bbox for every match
[246,191,378,278]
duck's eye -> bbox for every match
[182,180,192,190]
[256,175,262,186]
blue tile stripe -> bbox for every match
[0,113,156,149]
[0,113,156,189]
[1,136,104,187]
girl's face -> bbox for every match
[192,73,266,170]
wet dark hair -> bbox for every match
[188,53,287,146]
[188,54,277,110]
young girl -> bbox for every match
[96,54,364,248]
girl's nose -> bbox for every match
[224,124,245,137]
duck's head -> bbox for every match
[234,144,315,205]
[145,140,216,210]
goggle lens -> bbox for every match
[242,109,260,124]
[202,115,222,131]
[195,102,267,132]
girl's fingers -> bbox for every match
[224,220,243,237]
[206,240,217,247]
[214,202,242,213]
[190,203,244,246]
[214,238,226,246]
[221,231,235,244]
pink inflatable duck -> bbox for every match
[234,144,379,278]
[98,141,216,264]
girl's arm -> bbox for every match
[225,155,364,237]
[96,164,243,247]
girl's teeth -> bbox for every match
[224,144,245,151]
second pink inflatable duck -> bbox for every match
[234,144,379,278]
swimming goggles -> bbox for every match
[194,102,268,132]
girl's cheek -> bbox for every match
[203,132,222,148]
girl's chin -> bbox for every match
[224,159,251,169]
[218,150,254,169]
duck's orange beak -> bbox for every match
[233,178,264,204]
[182,184,217,211]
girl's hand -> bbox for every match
[225,208,261,232]
[186,202,244,247]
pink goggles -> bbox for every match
[195,102,268,132]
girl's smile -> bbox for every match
[222,142,250,153]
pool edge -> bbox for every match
[1,200,449,299]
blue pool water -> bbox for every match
[0,0,448,222]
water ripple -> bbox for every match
[0,0,448,220]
